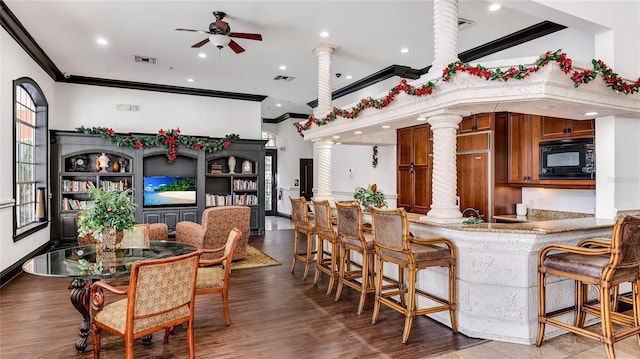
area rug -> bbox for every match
[231,245,280,270]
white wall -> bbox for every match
[270,118,313,215]
[522,188,596,214]
[54,83,262,139]
[1,29,56,272]
[330,144,397,208]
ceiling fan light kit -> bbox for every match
[209,34,230,49]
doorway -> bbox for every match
[299,158,313,201]
[265,149,277,216]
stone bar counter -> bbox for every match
[398,213,615,345]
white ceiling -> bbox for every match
[5,1,562,120]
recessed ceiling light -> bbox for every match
[489,4,501,11]
[96,37,108,46]
[354,131,363,135]
[417,116,427,121]
[335,142,342,145]
[585,111,598,116]
[382,125,391,129]
[186,78,194,83]
[279,65,287,70]
[332,135,340,139]
[346,75,352,80]
[276,103,282,107]
[320,31,329,38]
[198,53,207,58]
[400,48,410,53]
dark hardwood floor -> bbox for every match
[0,229,486,358]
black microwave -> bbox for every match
[539,138,595,179]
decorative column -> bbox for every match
[314,140,334,202]
[424,113,463,223]
[312,43,338,202]
[431,0,460,74]
[313,43,338,117]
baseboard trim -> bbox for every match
[1,241,53,287]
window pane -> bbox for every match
[18,123,34,144]
[18,163,34,182]
[19,143,34,163]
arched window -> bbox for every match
[14,78,48,241]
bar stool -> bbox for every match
[536,214,640,359]
[312,199,340,294]
[370,207,457,343]
[334,201,376,314]
[290,197,316,279]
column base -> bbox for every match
[422,208,463,223]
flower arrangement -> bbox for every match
[77,188,137,241]
[294,49,640,137]
[353,183,387,209]
[76,126,239,162]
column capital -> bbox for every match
[312,43,339,56]
[426,113,463,129]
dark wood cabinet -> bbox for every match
[51,131,267,244]
[540,117,594,140]
[458,113,493,134]
[397,124,432,214]
[508,113,541,184]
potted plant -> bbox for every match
[77,187,136,250]
[353,183,387,210]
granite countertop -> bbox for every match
[405,212,615,234]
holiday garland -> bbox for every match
[294,49,640,137]
[76,126,239,162]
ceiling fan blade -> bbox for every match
[191,38,210,48]
[215,19,229,33]
[176,28,213,35]
[229,32,263,41]
[228,40,245,54]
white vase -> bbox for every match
[228,156,236,174]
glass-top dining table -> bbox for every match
[22,240,197,353]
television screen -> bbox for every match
[143,176,196,207]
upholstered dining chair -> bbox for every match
[334,201,376,314]
[290,197,316,280]
[196,228,241,325]
[370,207,457,344]
[312,199,339,294]
[175,206,250,261]
[90,250,200,359]
[536,214,640,359]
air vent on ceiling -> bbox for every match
[273,75,295,82]
[134,55,158,65]
[457,17,475,30]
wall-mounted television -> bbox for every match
[143,176,196,207]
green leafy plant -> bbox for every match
[353,183,387,208]
[77,188,137,240]
[462,216,482,225]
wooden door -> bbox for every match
[396,124,431,213]
[299,158,313,201]
[508,113,531,183]
[457,152,489,221]
[474,113,493,131]
[458,116,475,134]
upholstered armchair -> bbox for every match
[175,206,250,261]
[90,251,200,359]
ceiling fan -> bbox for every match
[176,11,262,54]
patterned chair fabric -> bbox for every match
[536,214,640,359]
[175,206,250,261]
[90,251,199,359]
[370,207,457,344]
[196,228,242,325]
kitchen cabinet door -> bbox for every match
[508,113,540,184]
